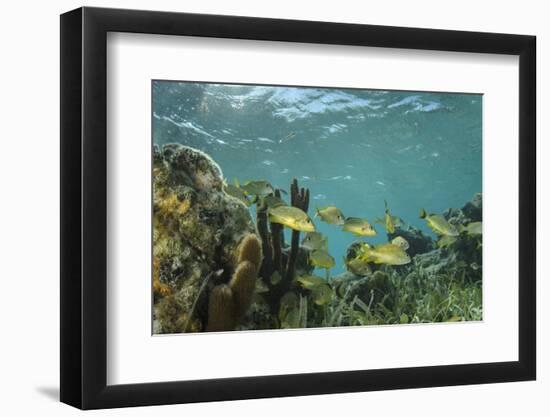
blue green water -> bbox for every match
[153,81,482,274]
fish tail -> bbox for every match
[419,208,427,219]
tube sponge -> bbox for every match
[206,284,236,332]
[206,233,263,331]
[229,260,257,319]
[237,233,263,269]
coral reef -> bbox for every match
[327,193,483,327]
[206,233,263,331]
[253,178,313,317]
[153,144,258,333]
[153,143,482,332]
[206,284,235,332]
[285,179,310,281]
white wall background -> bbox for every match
[0,0,545,415]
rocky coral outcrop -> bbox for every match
[153,143,257,333]
[443,192,482,225]
[331,270,395,306]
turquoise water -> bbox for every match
[153,81,482,274]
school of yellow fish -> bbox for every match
[229,178,482,308]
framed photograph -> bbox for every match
[60,7,536,409]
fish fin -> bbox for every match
[419,208,427,219]
[384,199,389,214]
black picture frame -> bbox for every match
[60,6,536,410]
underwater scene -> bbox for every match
[152,81,482,334]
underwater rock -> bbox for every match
[443,192,482,225]
[461,192,482,222]
[331,270,395,312]
[237,294,275,330]
[439,193,482,279]
[387,220,434,257]
[413,248,457,276]
[414,245,481,283]
[153,143,257,333]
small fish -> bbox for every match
[255,279,269,294]
[223,183,251,206]
[315,206,345,225]
[239,180,275,198]
[419,209,459,237]
[384,200,395,234]
[345,257,371,276]
[391,236,409,250]
[281,307,301,328]
[301,232,328,251]
[375,215,401,229]
[279,132,296,143]
[270,271,282,285]
[353,241,372,258]
[461,221,482,235]
[279,292,299,325]
[311,284,333,306]
[359,243,411,266]
[437,235,457,248]
[385,213,395,234]
[342,217,377,237]
[296,274,327,289]
[309,249,335,269]
[268,206,315,232]
[261,194,287,209]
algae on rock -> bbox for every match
[153,143,257,334]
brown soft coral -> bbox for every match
[206,234,263,331]
[207,284,236,332]
[237,233,263,269]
